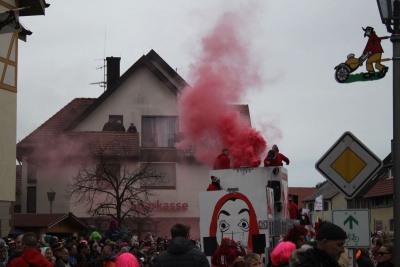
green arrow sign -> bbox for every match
[344,215,358,229]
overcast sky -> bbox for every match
[17,0,393,187]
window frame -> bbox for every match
[141,116,178,148]
[140,162,176,189]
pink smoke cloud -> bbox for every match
[178,11,267,167]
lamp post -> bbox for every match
[377,0,400,265]
[47,188,56,214]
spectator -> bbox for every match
[116,252,140,267]
[270,241,296,267]
[244,253,262,267]
[114,120,126,132]
[102,244,117,267]
[127,123,137,133]
[158,223,209,267]
[289,222,347,267]
[377,242,393,267]
[55,248,72,267]
[356,248,374,267]
[214,149,231,170]
[41,247,53,263]
[370,235,383,267]
[207,176,222,191]
[8,232,53,267]
[212,237,245,267]
[103,120,114,131]
[67,245,78,267]
[8,234,23,264]
[0,238,8,267]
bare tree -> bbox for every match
[68,147,165,227]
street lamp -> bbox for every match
[376,0,400,266]
[47,188,56,214]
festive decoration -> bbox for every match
[335,26,391,83]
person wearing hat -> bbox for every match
[360,26,390,79]
[289,221,347,267]
[207,176,222,191]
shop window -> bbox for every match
[27,186,36,213]
[142,117,178,148]
[140,163,176,189]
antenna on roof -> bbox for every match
[90,26,107,91]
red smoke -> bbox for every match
[178,12,267,167]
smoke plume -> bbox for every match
[178,11,267,168]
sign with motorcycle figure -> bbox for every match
[335,26,391,83]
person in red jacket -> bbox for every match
[8,232,53,267]
[361,26,389,79]
[214,149,231,169]
[207,176,222,191]
[272,144,289,166]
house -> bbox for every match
[288,187,316,209]
[302,153,393,234]
[15,50,254,239]
[0,0,49,237]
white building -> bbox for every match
[16,50,253,239]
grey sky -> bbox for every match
[17,0,392,187]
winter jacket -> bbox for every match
[158,236,210,267]
[214,154,230,169]
[289,247,341,267]
[8,248,53,267]
[207,183,221,191]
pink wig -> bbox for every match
[270,241,296,266]
[116,252,140,267]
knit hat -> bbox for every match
[316,222,346,241]
[270,241,296,266]
[211,176,220,183]
[116,252,140,267]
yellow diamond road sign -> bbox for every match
[315,132,382,198]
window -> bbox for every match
[109,115,123,124]
[27,164,37,183]
[27,186,36,213]
[323,201,329,211]
[96,163,121,189]
[308,203,314,212]
[375,220,383,232]
[142,117,178,148]
[389,219,394,231]
[387,168,393,179]
[140,163,176,189]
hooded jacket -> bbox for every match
[8,248,53,267]
[158,236,209,267]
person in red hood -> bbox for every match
[214,149,231,170]
[207,176,222,191]
[8,232,53,267]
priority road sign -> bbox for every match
[315,132,382,198]
[332,209,370,248]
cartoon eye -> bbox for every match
[219,220,230,232]
[237,219,249,231]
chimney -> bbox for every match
[106,57,121,89]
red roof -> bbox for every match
[289,187,317,208]
[13,213,88,228]
[364,175,393,197]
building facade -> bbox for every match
[16,50,254,239]
[0,0,48,236]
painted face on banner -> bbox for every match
[209,192,259,250]
[217,198,250,245]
